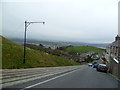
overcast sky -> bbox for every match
[1,0,119,43]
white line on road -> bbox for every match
[20,68,82,90]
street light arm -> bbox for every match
[28,22,45,24]
[25,21,45,28]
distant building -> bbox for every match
[79,51,95,63]
[80,51,95,57]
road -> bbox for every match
[5,65,119,89]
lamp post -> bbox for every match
[23,21,45,64]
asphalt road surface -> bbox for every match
[6,65,119,89]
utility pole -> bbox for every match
[23,21,45,64]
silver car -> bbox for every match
[96,64,108,73]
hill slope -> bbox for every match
[2,36,79,69]
[66,46,105,54]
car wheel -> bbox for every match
[104,71,107,73]
[96,68,99,71]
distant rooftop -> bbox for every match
[108,40,120,48]
[80,51,95,57]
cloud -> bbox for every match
[2,0,118,43]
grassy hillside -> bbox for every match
[2,36,79,69]
[66,46,105,55]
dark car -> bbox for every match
[92,61,99,68]
[93,63,99,68]
[96,64,108,73]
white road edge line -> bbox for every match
[20,68,81,90]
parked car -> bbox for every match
[88,63,93,67]
[92,61,99,68]
[93,63,99,68]
[96,64,108,73]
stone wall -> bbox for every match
[109,57,120,80]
